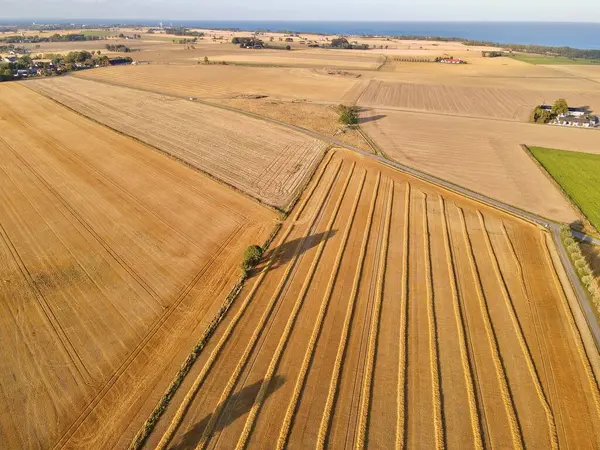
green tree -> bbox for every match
[241,245,263,270]
[552,98,569,116]
[338,105,359,125]
[204,56,209,64]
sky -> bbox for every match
[1,0,599,22]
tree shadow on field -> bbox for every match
[358,114,386,124]
[170,375,285,450]
[259,230,338,271]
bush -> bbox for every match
[338,105,359,126]
[242,245,263,270]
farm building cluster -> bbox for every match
[540,105,600,128]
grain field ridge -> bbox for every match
[275,169,367,450]
[477,215,558,449]
[423,194,445,450]
[542,238,600,419]
[439,198,483,449]
[355,180,394,450]
[316,172,381,450]
[234,163,356,450]
[396,183,410,450]
[458,208,524,450]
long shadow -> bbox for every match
[569,220,600,278]
[260,229,338,271]
[358,114,386,124]
[170,375,286,450]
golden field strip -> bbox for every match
[74,64,360,102]
[0,83,275,449]
[360,109,600,222]
[146,149,600,449]
[27,76,327,210]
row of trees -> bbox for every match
[530,98,569,123]
[0,33,104,44]
[106,44,131,52]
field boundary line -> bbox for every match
[195,161,342,449]
[275,169,367,449]
[542,236,600,418]
[395,183,410,450]
[355,179,393,449]
[478,212,558,449]
[316,171,381,450]
[457,208,524,450]
[422,194,445,450]
[234,163,356,450]
[439,198,483,449]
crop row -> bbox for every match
[316,172,382,449]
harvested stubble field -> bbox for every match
[354,80,600,121]
[0,83,276,449]
[146,149,600,450]
[360,109,600,222]
[74,64,360,102]
[27,76,328,210]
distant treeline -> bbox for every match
[106,44,131,52]
[0,33,104,44]
[462,40,600,60]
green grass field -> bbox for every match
[80,30,115,38]
[511,54,600,65]
[529,146,600,230]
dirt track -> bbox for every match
[0,83,275,449]
[147,149,600,449]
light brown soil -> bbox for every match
[0,83,276,450]
[360,109,600,222]
[148,148,600,449]
[26,76,327,210]
[73,64,360,102]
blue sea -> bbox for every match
[3,20,600,50]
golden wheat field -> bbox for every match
[0,82,276,449]
[73,64,361,102]
[27,76,328,210]
[360,109,600,222]
[142,149,600,450]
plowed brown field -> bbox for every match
[0,83,276,449]
[355,80,600,120]
[360,109,600,222]
[26,76,327,210]
[147,149,600,450]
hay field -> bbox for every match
[360,109,600,221]
[73,64,360,101]
[27,76,328,210]
[0,83,276,449]
[543,64,600,81]
[147,149,600,449]
[354,80,600,120]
